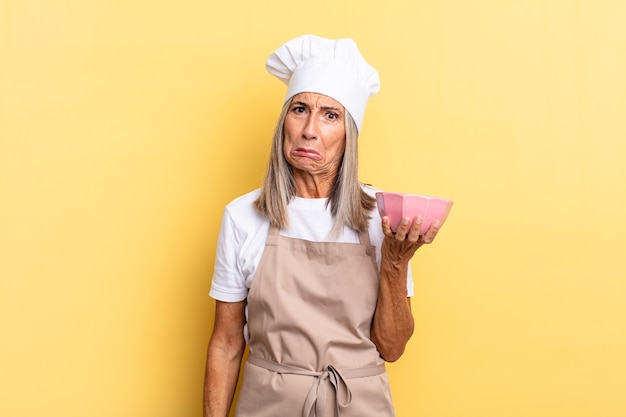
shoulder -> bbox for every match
[361,183,382,199]
[224,189,263,220]
[221,189,268,236]
[361,183,383,217]
[225,188,261,210]
[360,184,385,243]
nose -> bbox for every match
[302,115,318,140]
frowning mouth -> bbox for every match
[292,148,322,160]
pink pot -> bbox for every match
[375,192,453,234]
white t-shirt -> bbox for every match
[209,185,414,302]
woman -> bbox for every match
[204,35,441,417]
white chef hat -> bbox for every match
[266,34,380,132]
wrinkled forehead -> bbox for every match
[290,92,346,112]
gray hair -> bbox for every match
[254,98,375,236]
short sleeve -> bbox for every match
[209,208,249,302]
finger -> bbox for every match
[422,219,441,244]
[407,216,423,242]
[395,217,411,241]
[381,216,394,237]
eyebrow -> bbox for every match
[291,101,343,113]
[321,105,343,113]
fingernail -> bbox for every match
[433,219,441,227]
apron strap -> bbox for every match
[357,228,371,246]
[268,224,280,236]
[248,355,385,417]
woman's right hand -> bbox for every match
[204,300,247,417]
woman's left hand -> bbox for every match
[381,216,440,265]
[373,215,440,361]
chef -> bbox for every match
[204,34,440,417]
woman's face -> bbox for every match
[283,92,346,180]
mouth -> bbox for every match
[292,148,322,160]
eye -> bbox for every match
[291,106,306,114]
[326,112,339,120]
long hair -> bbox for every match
[254,97,376,236]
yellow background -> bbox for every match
[1,1,625,416]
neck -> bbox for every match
[293,170,336,198]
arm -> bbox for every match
[204,300,247,417]
[370,216,440,362]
